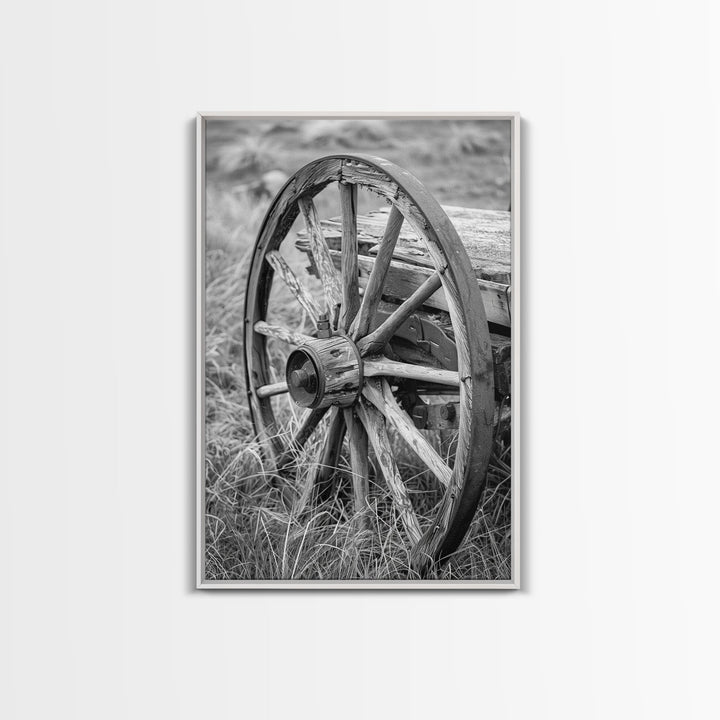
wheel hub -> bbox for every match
[285,335,363,409]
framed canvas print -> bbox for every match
[197,113,520,588]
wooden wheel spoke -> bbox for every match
[276,406,329,471]
[356,270,444,357]
[364,358,460,387]
[300,407,346,508]
[255,381,289,399]
[298,196,342,316]
[253,321,314,346]
[339,182,360,332]
[356,398,422,544]
[362,379,452,488]
[343,407,370,522]
[351,204,404,340]
[265,251,321,325]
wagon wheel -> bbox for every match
[244,154,495,573]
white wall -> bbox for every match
[1,1,718,718]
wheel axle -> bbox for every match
[285,335,363,409]
[288,367,316,393]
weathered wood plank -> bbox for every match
[296,203,511,327]
[299,204,511,284]
[334,251,511,327]
[368,205,510,284]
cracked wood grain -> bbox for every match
[253,321,314,347]
[343,407,370,527]
[351,204,404,340]
[363,358,460,386]
[298,196,342,318]
[356,398,423,545]
[265,250,321,325]
[339,182,360,332]
[356,271,443,356]
[362,379,452,488]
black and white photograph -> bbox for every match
[198,114,518,585]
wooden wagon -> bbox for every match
[244,154,512,574]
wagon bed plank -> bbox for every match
[295,203,512,327]
[302,205,511,284]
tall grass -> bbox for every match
[204,415,511,581]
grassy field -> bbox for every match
[203,118,512,581]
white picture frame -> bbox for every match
[196,112,520,589]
